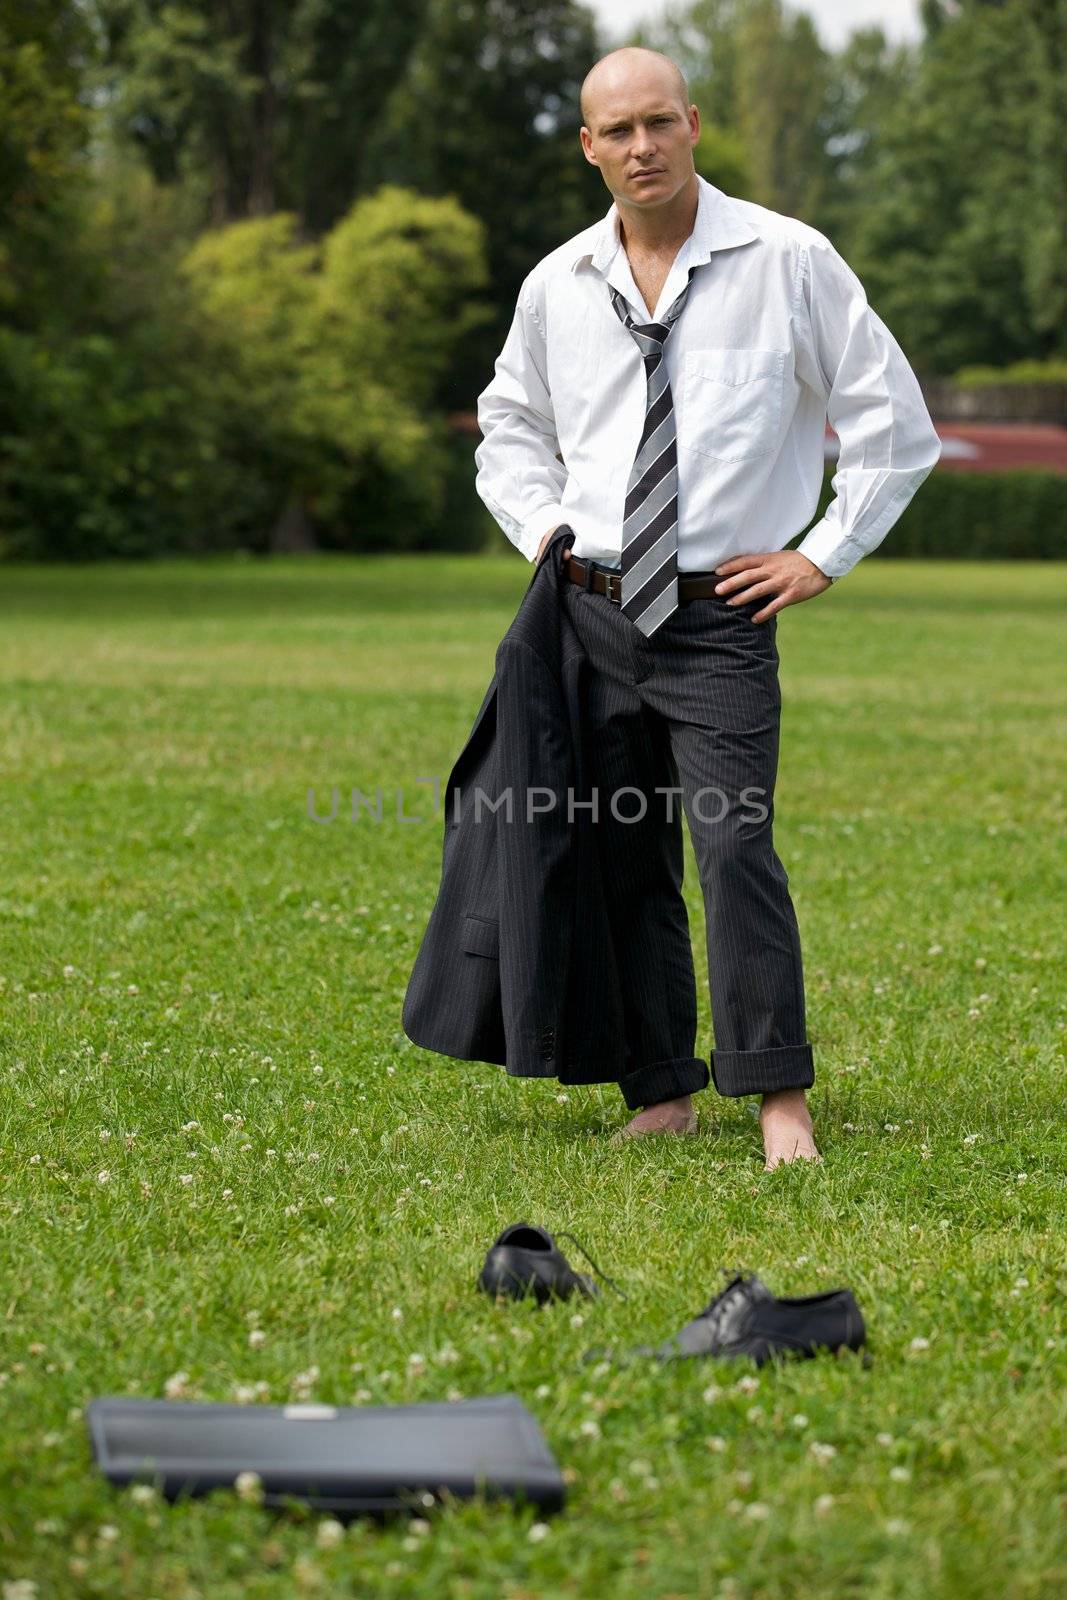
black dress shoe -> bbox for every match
[477,1223,599,1305]
[585,1272,866,1367]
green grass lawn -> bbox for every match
[1,554,1063,1599]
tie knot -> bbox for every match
[610,271,695,353]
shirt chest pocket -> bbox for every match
[677,347,786,463]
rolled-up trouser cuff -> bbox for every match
[618,1056,710,1112]
[711,1043,815,1098]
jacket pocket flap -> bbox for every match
[462,914,499,958]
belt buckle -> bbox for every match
[606,569,621,604]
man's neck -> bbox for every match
[617,172,700,258]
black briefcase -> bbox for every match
[86,1393,565,1517]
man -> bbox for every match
[474,46,941,1168]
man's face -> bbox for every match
[580,73,699,212]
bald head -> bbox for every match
[580,47,690,131]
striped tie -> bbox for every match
[609,266,697,637]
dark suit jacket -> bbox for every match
[402,525,629,1082]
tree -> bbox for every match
[848,0,1063,372]
[363,0,605,404]
[87,0,429,226]
[181,187,489,548]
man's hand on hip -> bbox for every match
[713,551,833,624]
[536,527,573,565]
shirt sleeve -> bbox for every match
[792,231,942,582]
[474,277,570,562]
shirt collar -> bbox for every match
[571,175,759,277]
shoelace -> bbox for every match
[554,1230,629,1301]
[694,1270,752,1338]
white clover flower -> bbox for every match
[96,1524,119,1545]
[407,1353,426,1372]
[409,1517,430,1536]
[527,1522,551,1542]
[315,1518,345,1549]
[702,1383,722,1404]
[179,1174,194,1186]
[889,1466,911,1482]
[569,1314,585,1329]
[744,1502,770,1522]
[814,1493,835,1516]
[234,1470,263,1503]
[248,1329,266,1349]
[579,1419,601,1439]
[164,1371,191,1399]
[535,1384,551,1399]
[705,1435,726,1453]
[3,1581,39,1600]
[98,1130,111,1144]
[96,1170,111,1185]
[963,1133,979,1145]
[909,1336,930,1352]
[735,1375,759,1395]
[808,1441,837,1463]
[391,1307,403,1322]
[129,1484,156,1504]
[28,1155,41,1166]
[876,1432,894,1448]
[792,1414,809,1429]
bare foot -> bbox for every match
[759,1089,821,1171]
[611,1094,698,1144]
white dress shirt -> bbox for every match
[474,175,942,578]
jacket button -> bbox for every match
[539,1027,556,1057]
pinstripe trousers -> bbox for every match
[559,561,815,1106]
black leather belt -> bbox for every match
[565,553,725,604]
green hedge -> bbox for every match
[794,467,1067,562]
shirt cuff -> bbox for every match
[795,519,858,582]
[520,504,569,562]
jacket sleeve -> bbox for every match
[792,231,942,582]
[474,276,570,562]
